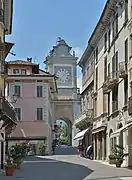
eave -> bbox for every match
[5,41,14,58]
[78,0,119,66]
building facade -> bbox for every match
[78,0,132,166]
[0,0,18,169]
[73,47,94,151]
[6,59,57,155]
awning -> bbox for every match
[92,126,106,134]
[110,121,132,138]
[73,128,89,141]
[8,121,48,139]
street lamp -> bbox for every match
[11,94,18,103]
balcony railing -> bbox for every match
[103,72,119,91]
[118,61,128,78]
[0,97,18,122]
[0,9,4,24]
[74,109,94,125]
[112,101,118,113]
[128,96,132,115]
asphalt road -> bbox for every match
[1,156,92,180]
[1,146,132,180]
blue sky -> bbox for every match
[6,0,107,89]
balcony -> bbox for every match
[118,61,128,78]
[0,9,4,24]
[103,72,119,92]
[74,109,93,125]
[0,97,17,126]
[128,96,132,115]
[103,78,111,94]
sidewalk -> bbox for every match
[39,155,132,180]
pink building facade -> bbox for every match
[6,59,57,154]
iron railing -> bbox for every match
[0,97,18,121]
[112,101,118,113]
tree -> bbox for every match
[61,124,68,137]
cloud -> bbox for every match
[71,47,84,93]
[71,47,83,63]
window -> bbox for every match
[103,94,107,113]
[115,51,118,76]
[112,15,118,40]
[112,21,115,39]
[124,77,128,105]
[108,93,110,115]
[14,85,20,97]
[108,63,110,76]
[104,56,107,81]
[108,29,111,49]
[95,67,98,91]
[37,86,43,97]
[115,14,118,34]
[112,85,118,112]
[125,0,128,22]
[13,69,19,74]
[130,35,132,56]
[15,108,21,120]
[112,51,118,77]
[94,97,97,117]
[37,108,43,120]
[125,38,128,63]
[21,69,26,75]
[95,47,98,64]
[104,33,107,52]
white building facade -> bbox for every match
[79,0,132,166]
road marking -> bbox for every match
[23,160,57,163]
[120,178,132,180]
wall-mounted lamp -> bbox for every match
[10,94,18,103]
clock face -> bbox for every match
[56,68,70,83]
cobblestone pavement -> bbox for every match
[1,155,132,180]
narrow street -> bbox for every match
[1,146,132,180]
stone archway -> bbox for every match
[53,100,74,146]
[55,118,72,146]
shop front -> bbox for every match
[92,126,107,160]
[73,128,92,156]
[110,121,132,167]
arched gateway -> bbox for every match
[44,38,80,145]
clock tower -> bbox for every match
[44,38,80,146]
[44,38,78,98]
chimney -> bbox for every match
[73,51,75,57]
[27,57,32,62]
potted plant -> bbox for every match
[108,154,116,164]
[9,144,24,169]
[4,156,15,176]
[38,143,46,155]
[113,145,128,168]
